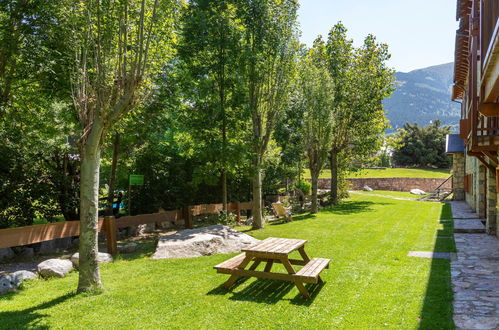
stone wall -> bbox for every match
[486,168,497,235]
[314,177,451,192]
[452,153,465,200]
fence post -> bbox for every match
[236,202,241,223]
[104,216,118,256]
[182,206,193,229]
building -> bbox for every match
[451,0,499,235]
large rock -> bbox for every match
[0,247,15,262]
[410,188,426,195]
[118,242,138,254]
[70,252,113,268]
[19,247,35,258]
[0,274,16,295]
[11,270,37,286]
[37,259,73,278]
[138,223,156,234]
[38,237,73,254]
[152,225,259,259]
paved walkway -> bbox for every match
[449,201,499,329]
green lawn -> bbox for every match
[351,190,420,199]
[304,168,451,179]
[0,194,454,329]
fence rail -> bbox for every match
[0,201,254,251]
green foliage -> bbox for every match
[175,0,248,202]
[392,120,452,168]
[321,23,395,203]
[294,180,312,196]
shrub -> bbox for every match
[294,180,311,195]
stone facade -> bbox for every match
[486,168,497,235]
[452,153,465,200]
[314,177,451,192]
[462,153,499,237]
[478,165,487,218]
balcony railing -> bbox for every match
[481,0,499,70]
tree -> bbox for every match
[392,121,451,168]
[177,0,246,212]
[239,0,299,229]
[68,0,180,292]
[325,23,394,204]
[296,41,334,213]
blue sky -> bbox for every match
[298,0,458,72]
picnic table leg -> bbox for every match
[224,256,253,289]
[280,257,311,299]
[263,259,274,272]
[298,247,311,263]
[248,258,263,271]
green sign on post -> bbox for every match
[129,174,144,186]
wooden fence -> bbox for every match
[0,201,255,254]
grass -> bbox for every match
[303,168,451,179]
[0,194,454,329]
[351,190,420,199]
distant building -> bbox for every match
[451,0,499,235]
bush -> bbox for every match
[294,180,311,195]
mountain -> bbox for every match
[383,62,460,132]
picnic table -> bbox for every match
[214,237,330,299]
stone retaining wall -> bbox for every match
[313,177,451,192]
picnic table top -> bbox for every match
[242,237,307,256]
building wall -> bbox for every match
[452,153,465,200]
[465,155,480,211]
[486,168,497,235]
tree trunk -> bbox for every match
[311,173,318,214]
[77,119,104,293]
[330,150,338,205]
[106,133,120,216]
[251,168,263,229]
[222,168,228,213]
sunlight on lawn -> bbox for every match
[0,194,454,329]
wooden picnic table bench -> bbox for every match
[214,237,330,299]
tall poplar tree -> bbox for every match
[297,40,334,214]
[239,0,299,229]
[326,23,394,204]
[178,0,246,212]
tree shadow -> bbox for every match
[322,200,391,215]
[0,292,76,329]
[418,204,455,329]
[207,278,325,305]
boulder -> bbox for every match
[410,189,426,195]
[0,248,15,262]
[152,225,259,259]
[244,217,253,226]
[70,252,113,268]
[363,185,374,192]
[19,247,35,258]
[118,242,138,254]
[11,270,37,286]
[157,221,174,229]
[37,259,73,278]
[38,237,73,254]
[0,274,16,295]
[137,223,156,235]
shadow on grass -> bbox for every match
[322,200,391,215]
[207,278,325,305]
[0,292,75,329]
[418,202,455,329]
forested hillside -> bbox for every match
[383,62,459,132]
